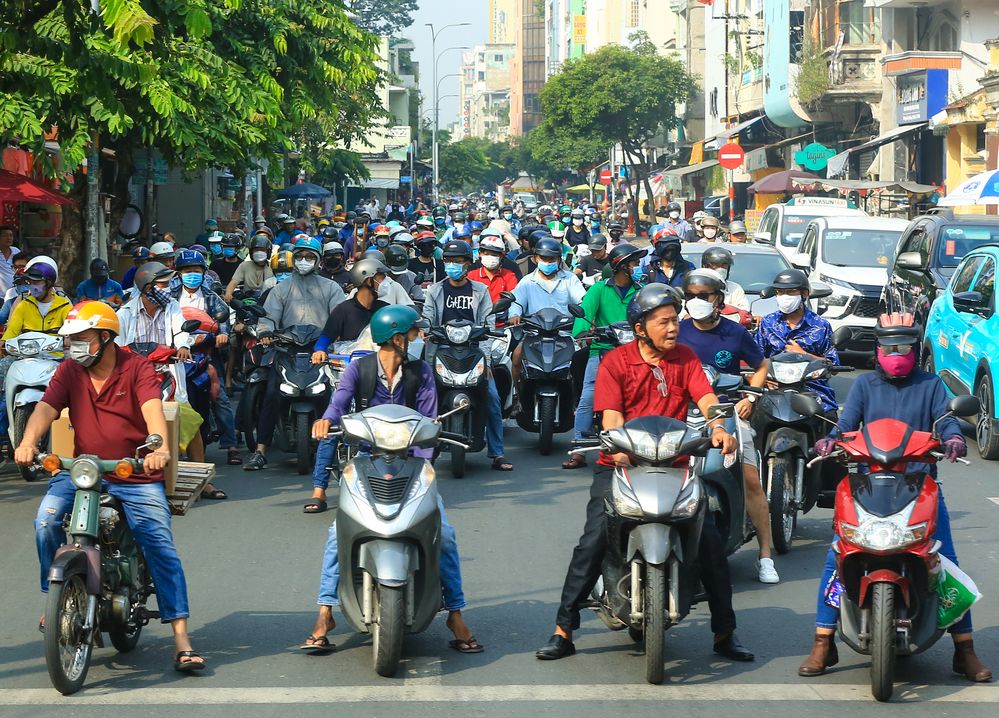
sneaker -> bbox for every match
[243,451,267,471]
[757,557,780,584]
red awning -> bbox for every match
[0,170,72,205]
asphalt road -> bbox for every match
[1,369,998,717]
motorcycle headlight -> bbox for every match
[671,479,701,519]
[70,458,102,490]
[658,430,686,460]
[840,517,928,552]
[468,358,486,383]
[370,421,416,452]
[612,327,635,344]
[17,339,40,357]
[612,469,644,519]
[771,361,809,385]
[406,462,436,503]
[279,382,298,396]
[307,381,328,395]
[446,325,472,344]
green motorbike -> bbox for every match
[40,435,163,695]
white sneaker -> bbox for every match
[757,557,780,584]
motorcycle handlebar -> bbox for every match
[830,366,855,374]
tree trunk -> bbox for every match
[57,174,87,287]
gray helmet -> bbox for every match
[727,220,747,235]
[627,283,683,327]
[682,268,726,294]
[701,246,734,269]
[134,262,175,294]
[588,234,607,251]
[349,257,389,288]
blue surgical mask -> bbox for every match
[537,261,558,276]
[591,222,601,231]
[435,218,445,227]
[181,272,204,289]
[444,262,466,281]
[275,272,292,283]
[209,244,222,255]
[631,265,644,282]
[223,247,237,258]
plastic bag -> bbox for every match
[177,401,204,452]
[823,570,845,609]
[932,556,983,629]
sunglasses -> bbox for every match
[650,365,668,398]
[683,291,716,301]
[880,344,913,356]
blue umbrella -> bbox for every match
[275,182,332,199]
[938,170,999,206]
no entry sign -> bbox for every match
[718,142,746,170]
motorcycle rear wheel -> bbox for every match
[372,584,405,678]
[295,413,311,475]
[768,455,796,555]
[870,582,897,702]
[44,574,93,695]
[644,563,666,685]
[108,562,150,653]
[538,396,556,456]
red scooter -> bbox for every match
[800,393,978,701]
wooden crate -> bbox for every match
[167,461,214,516]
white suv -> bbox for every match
[753,197,867,261]
[789,216,908,351]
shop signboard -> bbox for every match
[896,70,948,125]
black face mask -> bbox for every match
[655,243,681,262]
[418,244,436,257]
[325,256,344,271]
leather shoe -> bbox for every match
[713,633,754,662]
[954,639,993,682]
[798,632,839,677]
[536,634,576,660]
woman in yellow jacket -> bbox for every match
[2,260,71,342]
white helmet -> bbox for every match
[25,255,59,283]
[478,234,506,254]
[150,241,175,258]
[322,241,344,254]
[391,232,415,246]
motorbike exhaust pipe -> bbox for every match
[795,457,806,506]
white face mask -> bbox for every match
[377,275,396,298]
[711,266,729,281]
[572,218,583,226]
[669,211,680,220]
[294,258,316,275]
[480,254,501,270]
[453,222,464,231]
[251,251,268,264]
[703,228,717,239]
[685,298,716,322]
[776,294,803,314]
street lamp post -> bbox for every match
[426,22,470,202]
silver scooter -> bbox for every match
[5,331,62,481]
[331,403,467,677]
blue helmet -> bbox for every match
[454,225,473,240]
[293,236,322,257]
[175,249,207,270]
[468,220,483,232]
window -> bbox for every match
[898,223,930,264]
[477,71,485,81]
[494,54,504,63]
[820,229,901,268]
[936,225,999,268]
[627,0,639,27]
[951,256,985,294]
[972,258,996,309]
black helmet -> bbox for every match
[349,257,389,288]
[627,283,682,327]
[770,268,810,292]
[875,313,921,347]
[222,233,241,248]
[518,224,539,243]
[321,226,339,240]
[608,242,645,272]
[701,246,734,269]
[383,245,410,273]
[666,201,681,213]
[533,237,562,260]
[442,239,473,260]
[89,258,110,278]
[249,235,271,253]
[682,268,726,294]
[134,262,175,294]
[608,221,626,233]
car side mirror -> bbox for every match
[180,319,201,333]
[949,395,980,417]
[953,291,986,315]
[896,251,926,271]
[790,252,811,270]
[788,393,823,417]
[568,303,586,319]
[832,326,854,349]
[753,231,773,245]
[809,281,833,300]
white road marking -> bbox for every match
[988,498,999,507]
[1,683,998,705]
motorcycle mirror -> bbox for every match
[492,297,513,314]
[949,395,980,417]
[145,434,164,449]
[499,290,516,301]
[788,393,823,417]
[831,326,854,348]
[567,303,586,319]
[180,319,201,334]
[214,309,230,324]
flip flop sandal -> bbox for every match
[561,455,587,470]
[303,500,328,514]
[38,620,45,634]
[448,636,485,654]
[227,450,243,466]
[491,457,513,471]
[174,650,207,672]
[299,635,335,652]
[201,488,228,500]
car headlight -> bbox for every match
[370,421,416,452]
[771,361,809,384]
[840,517,928,552]
[612,470,643,519]
[279,382,298,395]
[70,457,102,490]
[406,462,436,503]
[446,324,472,344]
[824,292,852,307]
[671,479,701,519]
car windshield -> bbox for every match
[936,225,999,268]
[686,250,790,295]
[780,214,819,246]
[821,229,900,268]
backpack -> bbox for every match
[352,352,422,411]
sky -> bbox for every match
[401,0,489,132]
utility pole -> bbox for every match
[426,22,469,203]
[85,134,99,262]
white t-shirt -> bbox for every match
[179,290,206,311]
[35,299,53,318]
[0,246,21,295]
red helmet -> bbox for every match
[652,227,679,243]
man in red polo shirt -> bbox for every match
[467,231,519,306]
[15,301,206,673]
[536,284,754,663]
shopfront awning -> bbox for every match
[663,159,719,177]
[827,123,927,178]
[704,116,764,150]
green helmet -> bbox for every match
[432,204,448,219]
[370,305,428,345]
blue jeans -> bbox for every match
[312,436,337,491]
[572,354,602,441]
[814,491,971,634]
[213,383,238,450]
[486,375,504,458]
[34,472,191,622]
[317,495,465,611]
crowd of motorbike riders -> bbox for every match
[2,194,991,684]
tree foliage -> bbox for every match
[532,34,696,220]
[348,0,418,38]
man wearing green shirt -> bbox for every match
[564,243,646,469]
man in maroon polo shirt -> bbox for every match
[536,283,754,663]
[15,301,207,673]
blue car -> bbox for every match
[924,244,999,459]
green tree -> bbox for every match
[437,137,493,192]
[349,0,418,37]
[534,33,696,222]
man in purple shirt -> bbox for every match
[299,306,483,655]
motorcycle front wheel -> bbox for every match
[372,584,405,677]
[644,563,666,685]
[295,413,311,475]
[870,582,897,702]
[44,573,93,695]
[767,455,797,555]
[538,395,556,456]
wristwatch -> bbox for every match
[746,394,757,404]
